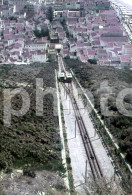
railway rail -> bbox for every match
[58,55,72,83]
[58,55,66,73]
[62,82,103,180]
[59,56,103,179]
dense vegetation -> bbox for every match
[65,59,132,166]
[0,63,64,174]
[9,16,17,21]
[88,59,97,64]
[46,7,53,22]
[33,29,49,38]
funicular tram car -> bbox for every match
[65,72,72,83]
[58,72,72,83]
[58,72,65,82]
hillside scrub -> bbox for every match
[0,62,65,173]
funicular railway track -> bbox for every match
[63,83,103,180]
[58,56,103,180]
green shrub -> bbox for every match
[66,157,71,164]
[54,184,66,191]
[23,168,36,178]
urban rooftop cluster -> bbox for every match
[0,0,132,67]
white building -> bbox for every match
[25,42,47,51]
[122,44,132,55]
[32,51,47,62]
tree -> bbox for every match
[46,7,53,22]
[88,59,97,64]
[33,29,49,38]
[9,16,17,21]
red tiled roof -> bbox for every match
[120,55,132,62]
